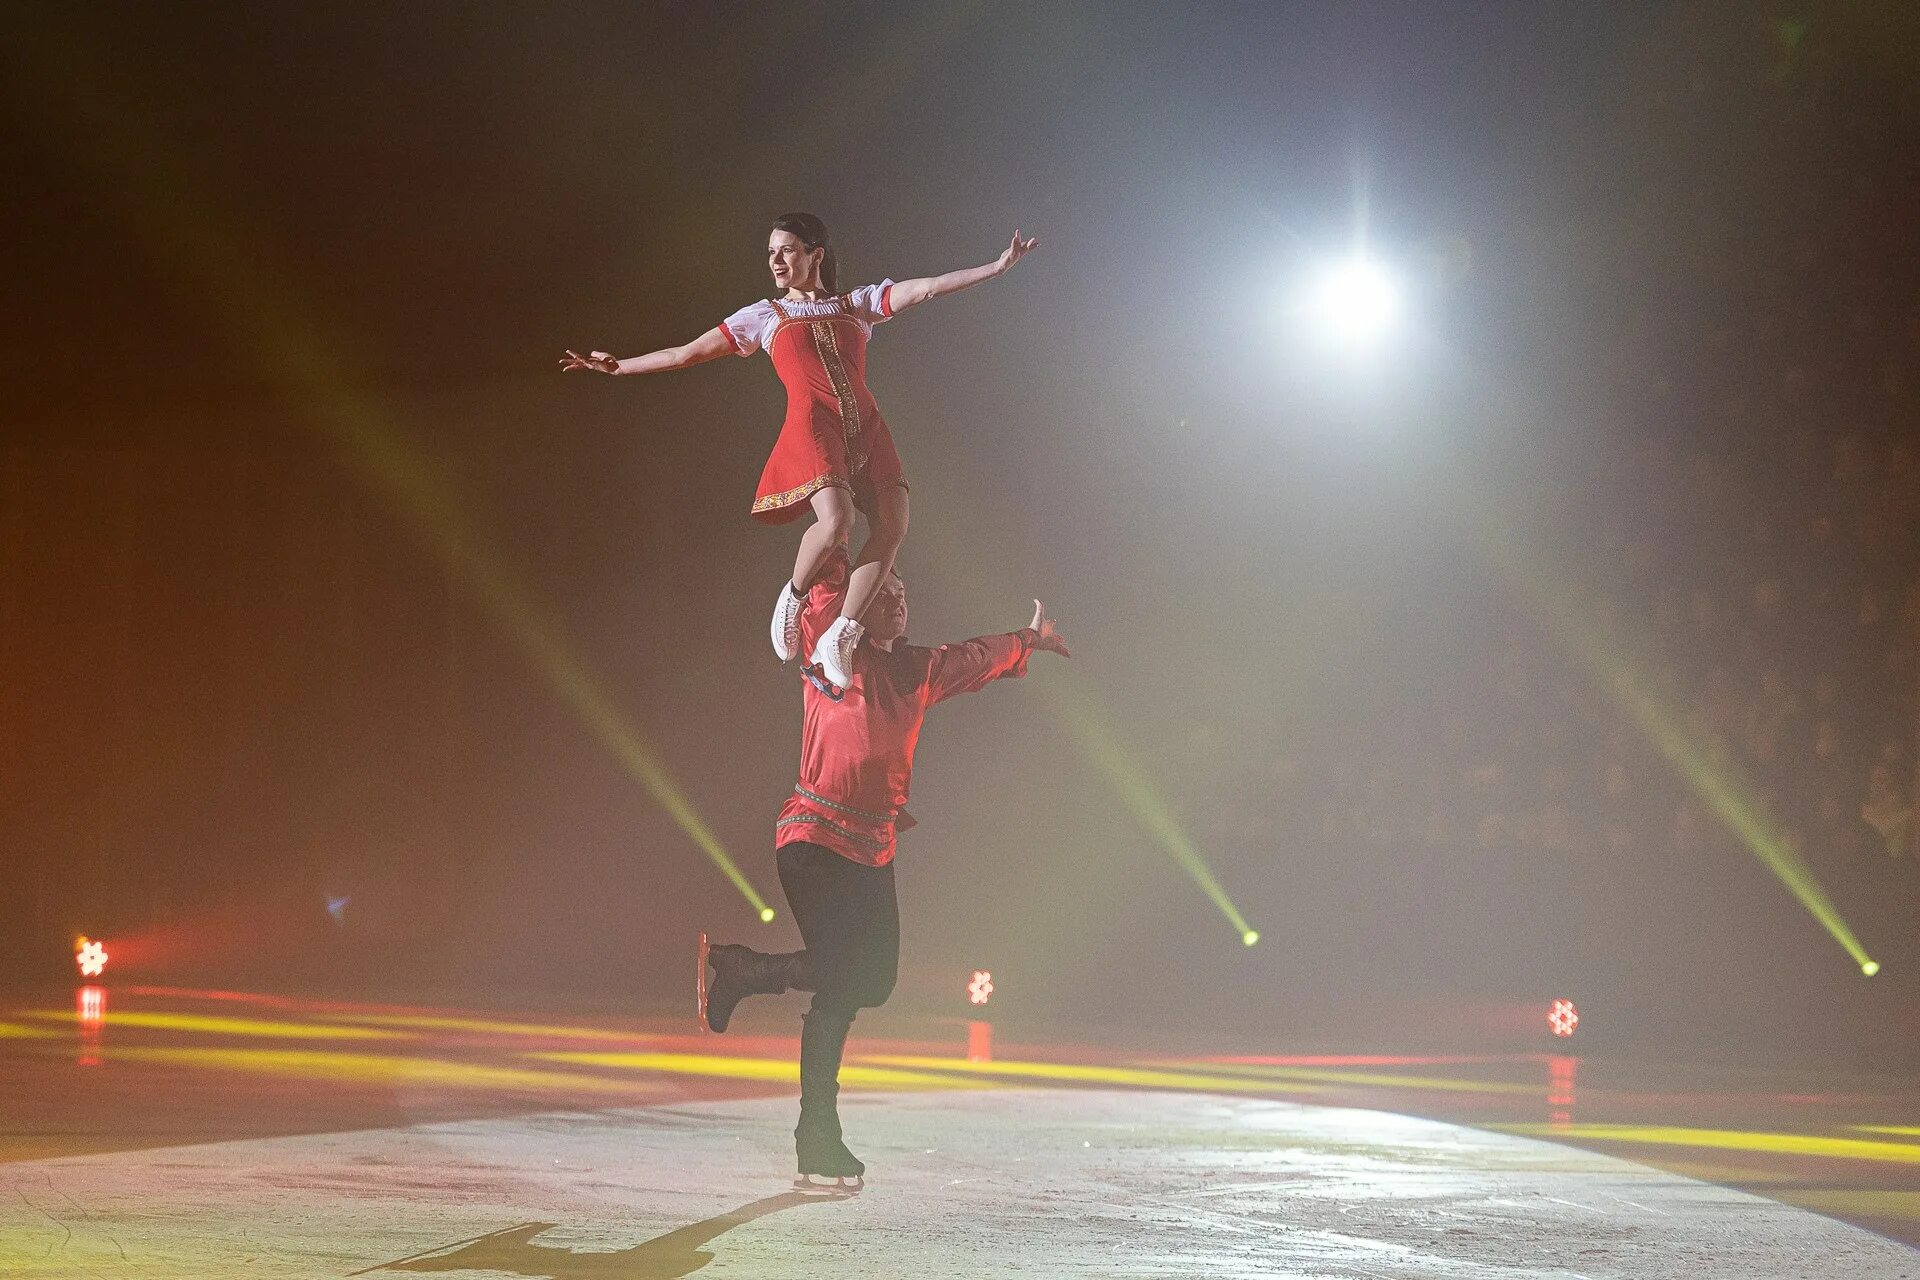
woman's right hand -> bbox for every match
[559,349,619,374]
[995,230,1039,276]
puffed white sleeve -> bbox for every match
[844,279,897,327]
[718,300,776,356]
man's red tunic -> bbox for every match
[775,553,1035,867]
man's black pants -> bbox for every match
[776,840,899,1019]
[776,841,898,1136]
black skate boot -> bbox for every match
[795,1113,865,1188]
[702,939,807,1034]
[794,1008,864,1190]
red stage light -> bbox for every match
[76,985,106,1068]
[1548,998,1579,1038]
[75,937,108,978]
[968,970,993,1006]
[1546,1053,1577,1129]
[967,1019,993,1064]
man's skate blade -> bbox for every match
[801,664,847,701]
[696,931,710,1033]
[793,1174,862,1195]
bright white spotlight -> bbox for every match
[1309,256,1400,343]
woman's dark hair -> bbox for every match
[771,211,837,293]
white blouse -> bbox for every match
[719,280,896,357]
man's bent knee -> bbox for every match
[851,976,896,1011]
[808,994,861,1023]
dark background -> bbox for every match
[3,2,1916,1062]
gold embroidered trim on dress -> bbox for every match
[794,783,897,823]
[765,297,862,345]
[808,320,866,472]
[777,814,892,849]
[752,473,849,514]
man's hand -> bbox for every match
[1029,599,1070,657]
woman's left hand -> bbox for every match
[996,230,1039,275]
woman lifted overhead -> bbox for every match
[562,212,1038,690]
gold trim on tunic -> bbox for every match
[777,813,892,849]
[793,783,897,823]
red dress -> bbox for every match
[775,551,1037,867]
[718,282,909,525]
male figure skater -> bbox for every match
[700,549,1069,1188]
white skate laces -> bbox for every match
[810,615,864,690]
[771,580,805,662]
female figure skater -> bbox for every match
[561,213,1037,689]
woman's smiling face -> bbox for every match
[768,229,823,293]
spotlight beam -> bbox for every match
[1457,462,1877,976]
[1049,678,1259,945]
[3,16,773,922]
[889,487,1261,947]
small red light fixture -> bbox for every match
[1548,998,1579,1039]
[76,937,108,978]
[967,970,993,1006]
[76,984,107,1068]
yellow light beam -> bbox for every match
[895,483,1259,944]
[316,1013,664,1041]
[106,1046,651,1095]
[0,1022,60,1039]
[858,1054,1316,1094]
[1777,1190,1920,1224]
[1606,666,1872,970]
[1499,1123,1920,1165]
[1044,674,1258,943]
[1458,460,1874,973]
[0,16,770,918]
[528,1051,983,1090]
[1147,1060,1536,1095]
[18,1011,406,1040]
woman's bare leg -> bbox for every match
[792,486,856,592]
[842,485,910,622]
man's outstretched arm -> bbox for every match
[926,599,1070,705]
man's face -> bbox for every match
[866,574,908,645]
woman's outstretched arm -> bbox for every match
[559,325,735,376]
[887,231,1038,313]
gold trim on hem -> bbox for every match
[752,473,850,514]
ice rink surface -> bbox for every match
[6,1088,1916,1279]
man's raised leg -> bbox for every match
[702,940,812,1034]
